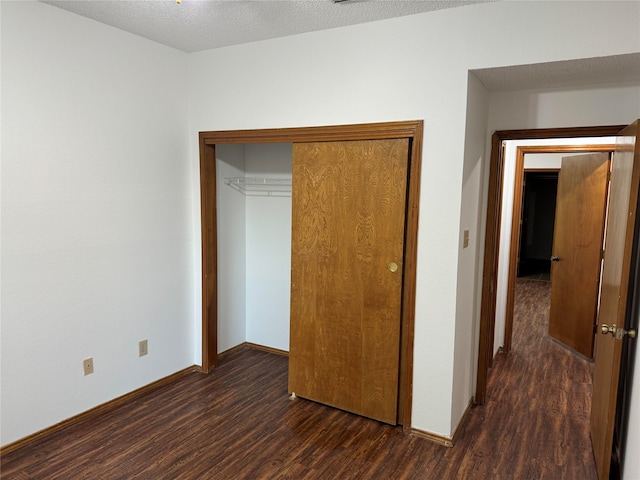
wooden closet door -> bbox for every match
[288,138,409,425]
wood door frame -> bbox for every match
[199,120,423,431]
[475,125,626,405]
[613,173,640,476]
[502,145,614,354]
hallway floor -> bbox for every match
[472,278,597,478]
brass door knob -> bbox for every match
[601,324,616,335]
[388,262,398,273]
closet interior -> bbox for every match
[216,143,293,354]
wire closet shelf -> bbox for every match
[224,177,292,197]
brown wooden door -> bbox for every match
[591,121,640,479]
[289,138,408,425]
[548,153,610,357]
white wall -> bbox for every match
[245,144,292,352]
[524,152,565,170]
[452,72,490,432]
[1,1,192,446]
[215,143,291,353]
[487,83,640,131]
[3,1,640,469]
[189,0,640,437]
[216,145,247,352]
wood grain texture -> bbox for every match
[199,121,424,145]
[548,153,609,358]
[504,145,615,357]
[289,139,408,425]
[0,366,198,456]
[198,120,423,428]
[473,279,597,480]
[477,126,624,405]
[591,121,640,480]
[398,122,423,429]
[199,137,218,372]
[1,287,597,479]
[477,133,505,403]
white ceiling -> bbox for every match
[472,53,640,92]
[40,0,495,53]
[39,0,640,91]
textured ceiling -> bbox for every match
[40,0,495,53]
[39,1,640,91]
[473,53,640,92]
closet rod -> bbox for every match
[224,177,292,197]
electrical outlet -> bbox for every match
[139,339,148,357]
[83,357,94,376]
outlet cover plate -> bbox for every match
[83,357,94,376]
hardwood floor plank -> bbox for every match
[1,280,597,479]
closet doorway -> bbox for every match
[198,121,423,430]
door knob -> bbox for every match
[388,262,398,273]
[615,327,637,340]
[601,324,616,335]
[550,255,560,262]
[601,324,637,339]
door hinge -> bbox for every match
[607,171,611,182]
[601,249,605,260]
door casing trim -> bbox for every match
[199,120,423,430]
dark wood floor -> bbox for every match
[1,279,597,479]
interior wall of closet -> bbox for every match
[216,143,293,354]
